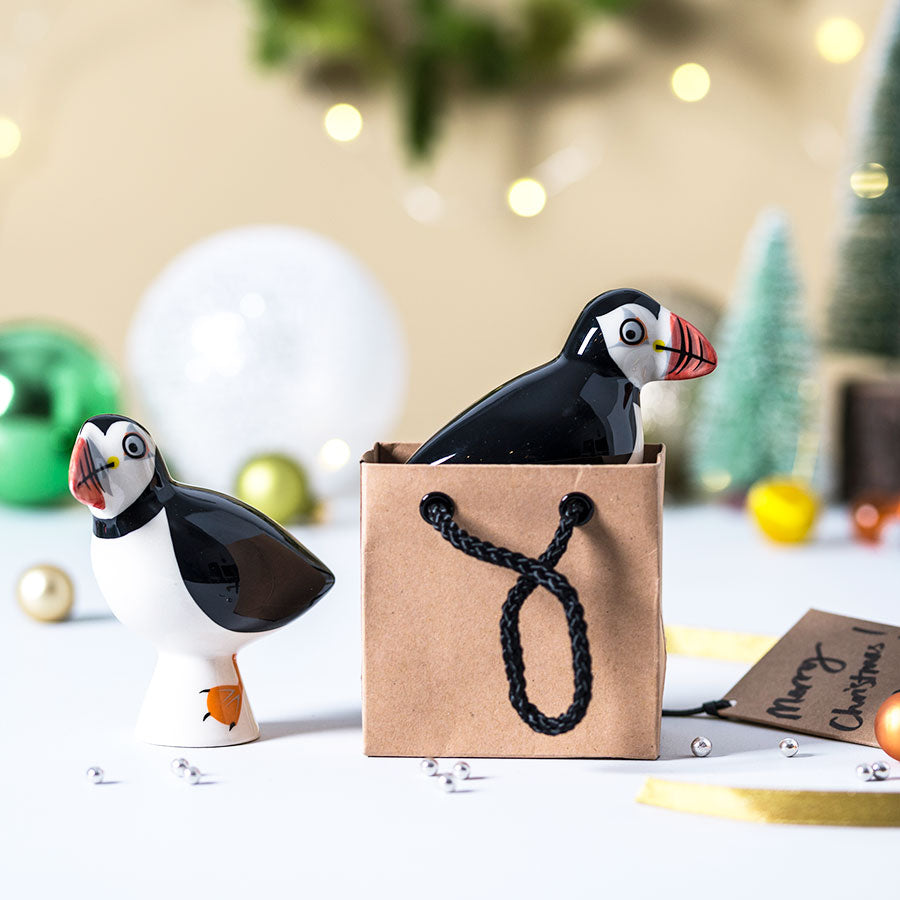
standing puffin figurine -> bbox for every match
[409,288,717,465]
[68,414,334,747]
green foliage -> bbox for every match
[247,0,642,159]
[690,210,817,495]
[828,0,900,359]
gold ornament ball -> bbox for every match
[874,693,900,762]
[17,565,74,622]
[747,478,820,544]
[234,454,315,524]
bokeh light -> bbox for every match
[700,470,731,493]
[404,184,444,223]
[0,117,22,158]
[324,103,363,142]
[850,162,889,199]
[671,63,710,102]
[816,18,864,64]
[855,503,879,530]
[318,437,351,471]
[507,178,547,217]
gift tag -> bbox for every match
[720,609,900,746]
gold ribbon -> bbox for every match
[637,778,900,827]
[664,625,777,663]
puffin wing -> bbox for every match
[165,484,334,634]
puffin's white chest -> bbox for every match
[90,509,248,656]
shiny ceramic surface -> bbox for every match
[408,288,717,466]
[69,414,334,746]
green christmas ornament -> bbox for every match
[0,324,120,505]
[234,453,317,524]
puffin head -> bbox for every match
[563,288,717,389]
[68,415,160,519]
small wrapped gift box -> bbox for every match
[360,442,666,759]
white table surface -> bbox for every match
[1,498,898,899]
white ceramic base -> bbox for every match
[135,652,260,747]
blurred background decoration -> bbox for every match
[0,324,119,505]
[0,0,897,514]
[128,226,406,499]
[234,452,319,524]
[689,209,817,500]
[827,0,900,360]
[249,0,645,160]
[16,562,74,621]
[824,1,900,508]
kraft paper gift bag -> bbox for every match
[360,442,666,759]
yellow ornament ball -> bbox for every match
[747,478,819,544]
[874,693,900,762]
[234,454,315,525]
[17,564,75,622]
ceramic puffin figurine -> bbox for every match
[68,414,334,747]
[408,288,717,465]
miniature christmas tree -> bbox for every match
[690,209,816,495]
[827,0,900,358]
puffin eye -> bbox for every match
[122,433,147,459]
[619,318,646,346]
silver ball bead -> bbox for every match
[185,767,202,785]
[779,738,799,757]
[690,736,711,758]
[871,761,890,781]
[856,764,874,782]
[452,761,471,781]
[171,758,190,776]
[420,757,439,777]
[86,766,104,784]
[436,773,457,793]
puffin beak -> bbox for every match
[68,436,107,509]
[659,313,717,380]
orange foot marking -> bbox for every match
[200,658,244,731]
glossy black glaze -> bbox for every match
[408,289,652,465]
[94,452,334,634]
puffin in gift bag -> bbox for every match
[69,414,334,747]
[409,288,717,465]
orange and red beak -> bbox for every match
[662,313,717,380]
[69,437,106,509]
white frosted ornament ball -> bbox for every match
[128,226,407,497]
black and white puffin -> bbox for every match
[408,288,717,465]
[68,414,334,746]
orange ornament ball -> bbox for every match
[874,693,900,761]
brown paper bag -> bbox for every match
[360,442,666,759]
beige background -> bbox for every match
[0,0,886,441]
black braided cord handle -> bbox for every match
[419,491,595,736]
